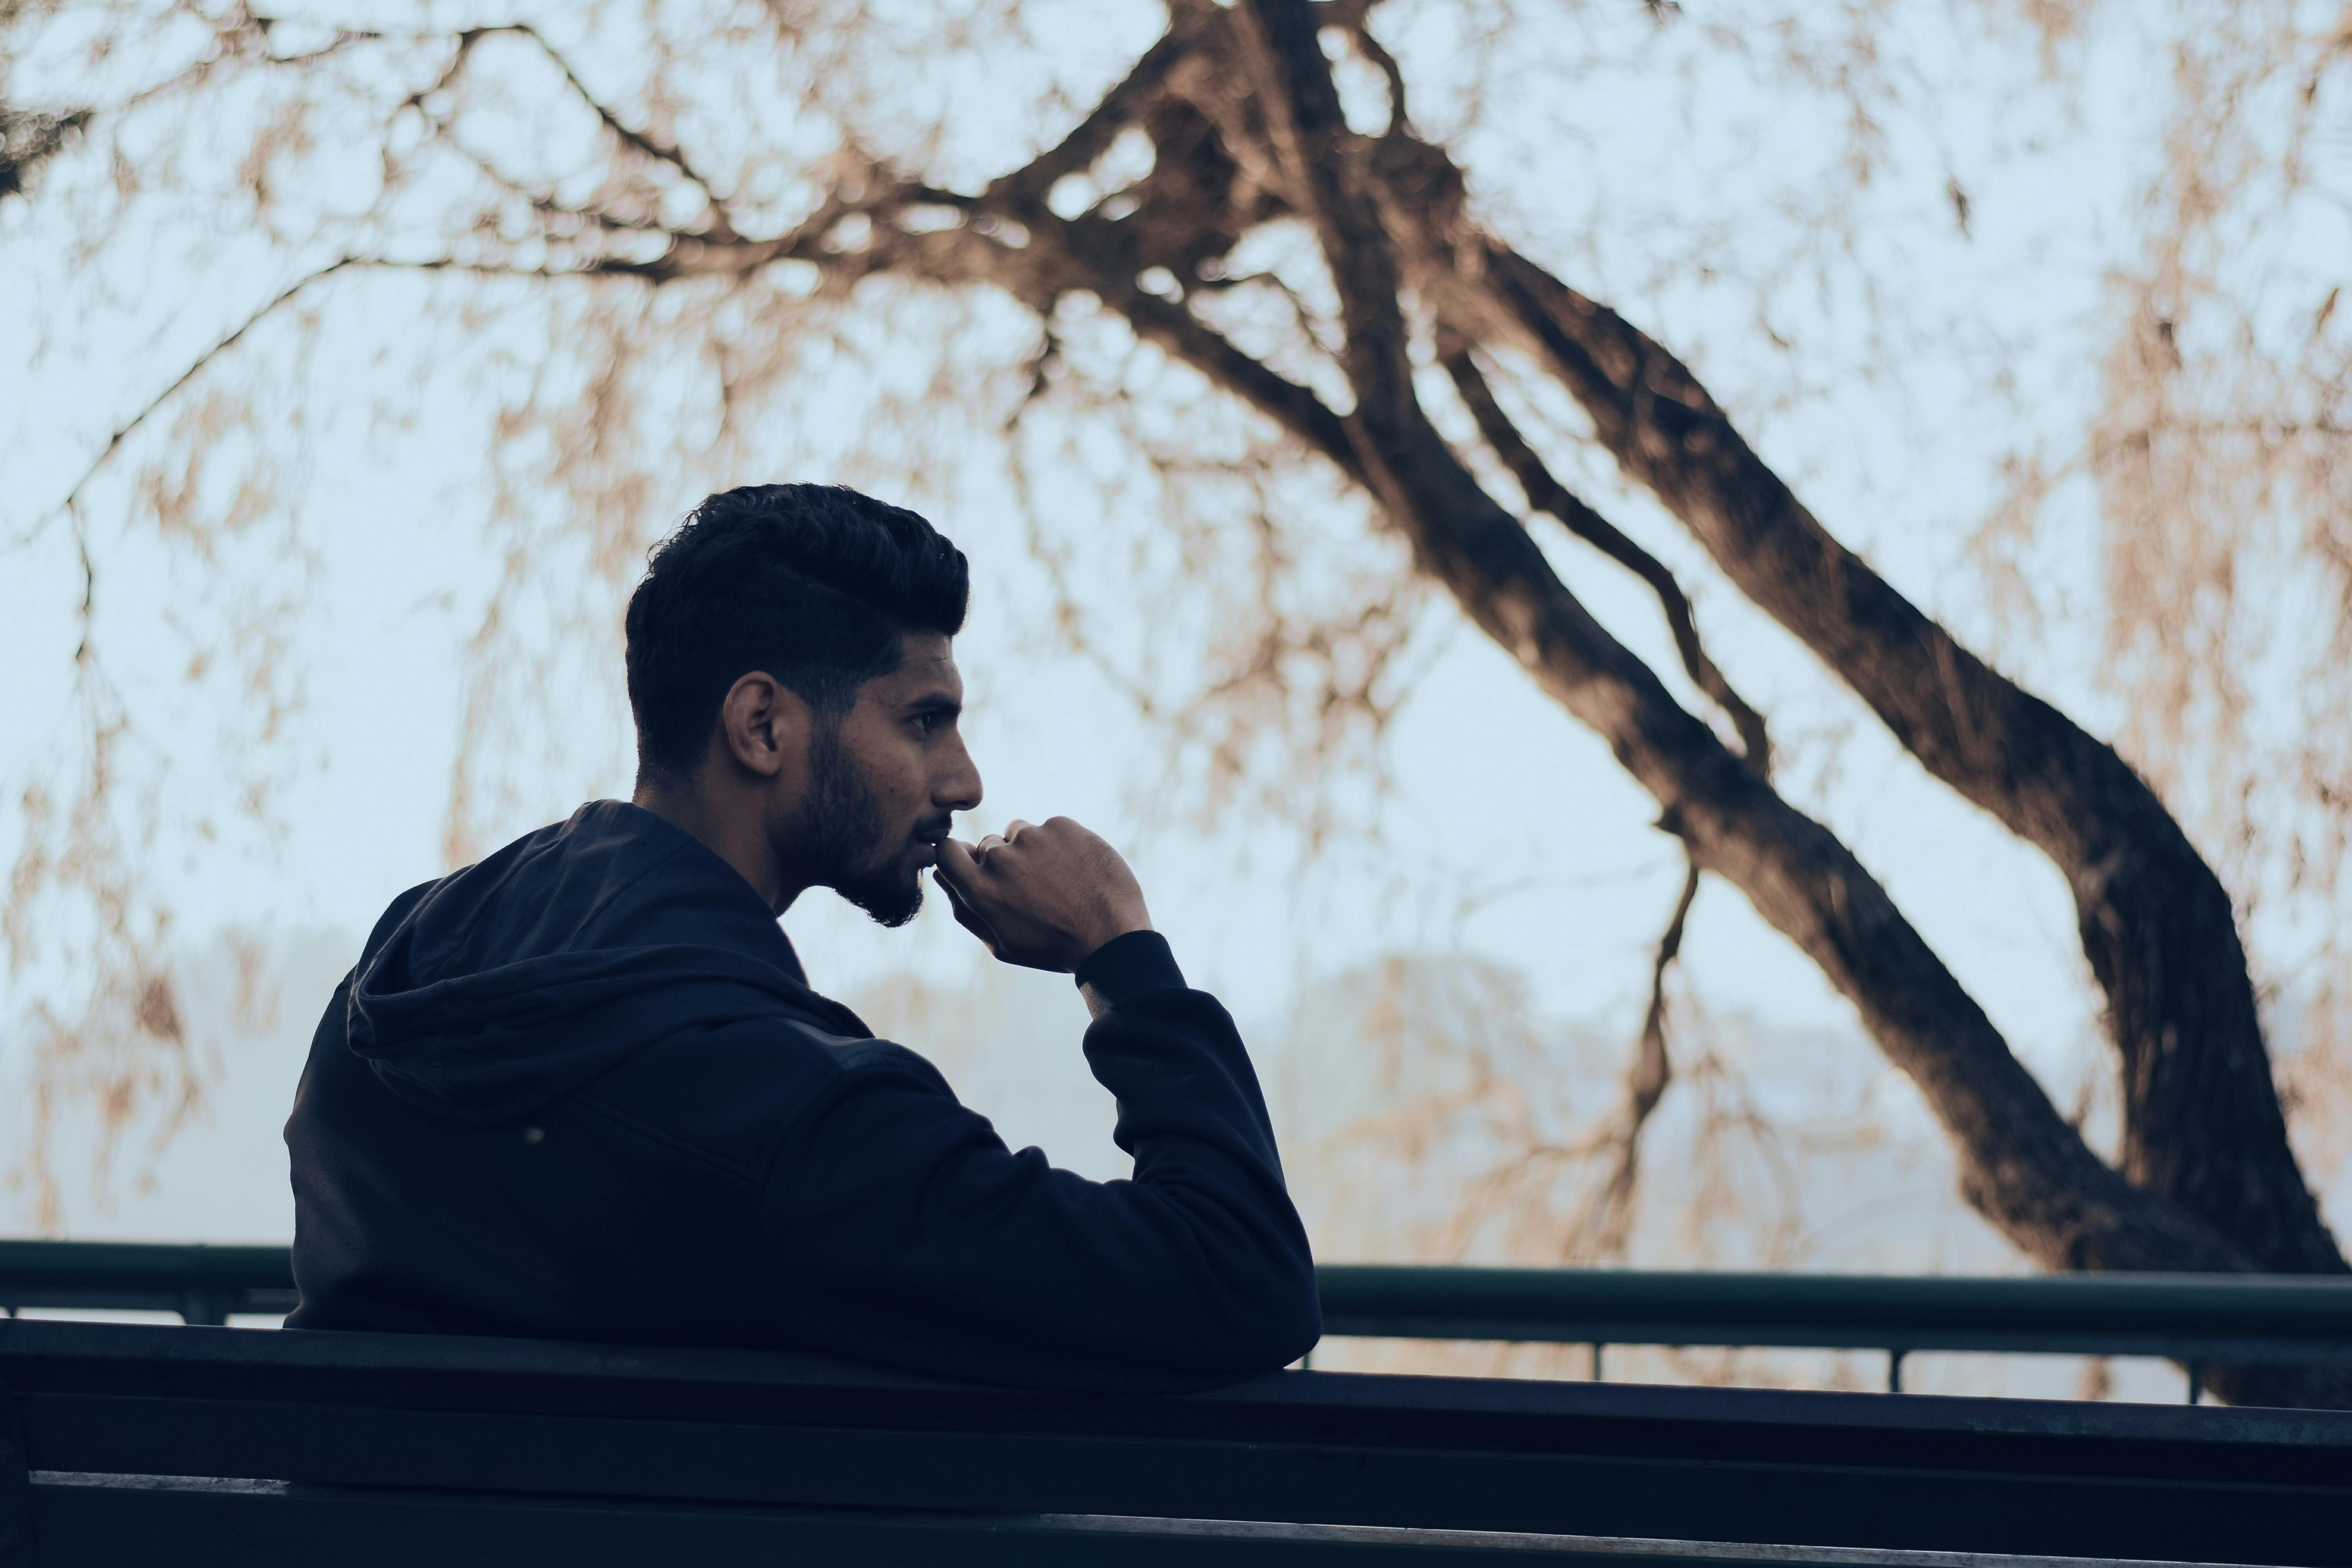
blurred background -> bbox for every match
[5,0,2350,1405]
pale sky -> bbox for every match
[4,0,2345,1301]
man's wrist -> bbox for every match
[1074,929,1184,1018]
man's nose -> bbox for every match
[937,734,983,815]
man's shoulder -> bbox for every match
[570,1012,955,1176]
[813,1032,956,1098]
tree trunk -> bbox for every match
[1459,244,2341,1278]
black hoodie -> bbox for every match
[284,800,1320,1389]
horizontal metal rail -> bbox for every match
[0,1240,298,1326]
[1314,1263,2352,1360]
[1314,1263,2352,1400]
[8,1241,2352,1396]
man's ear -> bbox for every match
[716,671,811,780]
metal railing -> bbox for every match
[1314,1263,2352,1399]
[0,1239,298,1326]
[7,1240,2351,1400]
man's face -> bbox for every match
[779,633,982,927]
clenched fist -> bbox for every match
[932,816,1152,973]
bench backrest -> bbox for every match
[4,1316,2349,1566]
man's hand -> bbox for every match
[933,817,1152,973]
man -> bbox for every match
[284,483,1320,1389]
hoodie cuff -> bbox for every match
[1075,929,1185,1019]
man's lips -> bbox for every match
[908,821,952,865]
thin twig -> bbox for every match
[436,24,742,243]
[985,23,1200,210]
[1575,854,1700,1257]
[43,256,365,535]
[31,247,680,548]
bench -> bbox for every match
[3,1314,2347,1565]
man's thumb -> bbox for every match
[935,837,984,889]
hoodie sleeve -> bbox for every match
[755,932,1320,1389]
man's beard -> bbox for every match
[786,720,926,928]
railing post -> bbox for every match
[1887,1349,1906,1394]
[0,1374,28,1568]
[2187,1360,2204,1405]
[1592,1343,1605,1382]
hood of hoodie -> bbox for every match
[346,800,871,1123]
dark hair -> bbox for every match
[624,483,969,778]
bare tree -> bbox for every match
[7,0,2351,1403]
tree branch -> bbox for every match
[870,194,1367,473]
[110,11,389,120]
[1105,279,1359,472]
[1577,855,1700,1259]
[985,20,1204,209]
[444,23,741,243]
[1636,858,1700,1123]
[1440,331,1770,774]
